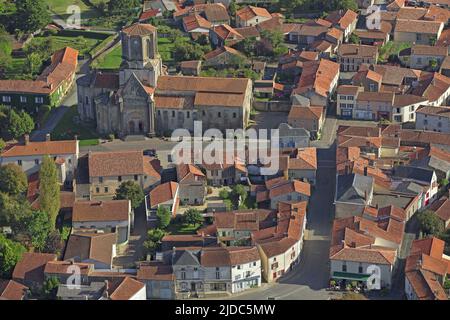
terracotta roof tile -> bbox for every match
[122,23,156,36]
[1,140,78,158]
[73,200,130,223]
[109,277,145,300]
[149,181,179,208]
[0,280,28,300]
[12,253,57,284]
[183,14,212,32]
[288,105,324,121]
[64,232,116,266]
[236,6,271,21]
[88,150,146,177]
[137,262,174,281]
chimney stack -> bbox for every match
[364,166,368,176]
[45,134,51,142]
[24,134,30,145]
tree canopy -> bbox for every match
[114,181,144,209]
[38,155,60,230]
[417,210,444,237]
[183,208,204,226]
[0,163,28,196]
[14,0,51,33]
[156,206,171,229]
[6,110,35,140]
[21,210,52,251]
[0,233,26,278]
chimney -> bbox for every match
[45,134,51,142]
[24,134,30,145]
[364,166,368,176]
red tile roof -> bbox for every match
[236,6,271,21]
[73,200,130,223]
[0,280,28,300]
[149,181,179,208]
[137,262,174,281]
[12,253,57,284]
[293,59,339,97]
[88,150,149,177]
[0,47,78,95]
[1,140,78,157]
[183,14,212,32]
[109,277,145,300]
[122,23,156,36]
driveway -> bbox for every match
[113,203,148,268]
[228,146,337,300]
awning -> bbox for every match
[332,272,370,281]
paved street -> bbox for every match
[227,146,337,300]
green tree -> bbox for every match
[144,228,166,255]
[147,228,166,243]
[219,189,230,199]
[349,34,360,44]
[183,208,204,226]
[417,210,445,236]
[41,276,59,299]
[0,138,5,152]
[114,181,144,209]
[156,206,171,229]
[439,178,449,187]
[7,110,35,139]
[14,0,51,33]
[240,37,257,57]
[260,30,284,48]
[107,0,140,14]
[23,52,43,75]
[0,28,12,72]
[232,184,247,203]
[0,192,32,226]
[43,229,63,254]
[0,163,28,196]
[143,239,158,255]
[0,234,26,278]
[173,42,204,62]
[39,155,60,230]
[229,0,238,16]
[22,210,52,251]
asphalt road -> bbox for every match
[225,146,338,300]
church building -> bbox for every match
[77,23,253,138]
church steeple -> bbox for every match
[121,23,158,69]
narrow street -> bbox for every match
[230,146,337,300]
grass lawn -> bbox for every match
[91,35,191,69]
[166,222,201,235]
[92,44,122,70]
[45,0,101,20]
[32,34,104,56]
[378,41,410,63]
[5,58,27,79]
[158,37,190,64]
[52,105,100,145]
